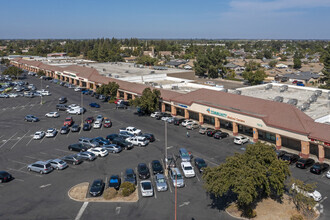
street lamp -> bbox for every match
[40,76,43,105]
[165,120,168,176]
[81,91,83,126]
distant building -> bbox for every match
[283,71,320,84]
[47,53,67,57]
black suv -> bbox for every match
[281,153,300,164]
[137,163,150,179]
[173,118,185,126]
[296,158,315,169]
[59,97,67,104]
[68,143,88,152]
[112,138,133,150]
[0,171,12,183]
[310,162,329,175]
[151,160,163,174]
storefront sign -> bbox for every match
[310,139,330,146]
[206,108,246,123]
[174,102,188,108]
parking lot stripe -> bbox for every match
[25,155,39,160]
[7,168,43,178]
[26,137,34,146]
[0,132,18,149]
[9,160,29,165]
[55,148,71,153]
[10,130,30,150]
[75,202,89,220]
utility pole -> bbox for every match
[81,91,83,126]
[175,171,177,220]
[165,121,168,176]
[40,77,43,105]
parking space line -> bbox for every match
[25,155,39,160]
[195,171,201,182]
[9,160,29,165]
[7,168,43,178]
[75,202,89,220]
[55,148,71,153]
[0,132,18,149]
[26,137,34,146]
[10,130,30,150]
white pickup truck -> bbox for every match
[119,126,142,135]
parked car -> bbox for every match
[89,102,100,108]
[275,150,288,159]
[96,115,103,122]
[33,131,45,140]
[56,104,68,111]
[173,118,185,126]
[112,138,134,150]
[291,183,322,202]
[46,159,68,170]
[155,174,168,192]
[45,112,59,118]
[66,107,84,115]
[102,144,122,153]
[63,117,73,126]
[83,123,91,131]
[281,153,300,164]
[194,158,207,173]
[181,162,195,178]
[106,133,119,141]
[109,175,121,190]
[89,179,105,197]
[116,103,128,109]
[138,163,150,179]
[27,161,53,174]
[71,124,80,132]
[45,128,57,138]
[150,112,162,118]
[140,180,154,197]
[186,122,200,130]
[93,137,110,146]
[85,117,94,124]
[151,160,163,175]
[124,168,137,185]
[141,133,155,142]
[310,162,329,175]
[167,117,176,123]
[103,117,112,128]
[160,113,172,121]
[233,136,249,145]
[88,147,108,157]
[296,158,315,169]
[206,129,221,137]
[68,143,88,152]
[60,126,70,134]
[181,119,194,127]
[0,171,12,183]
[326,170,330,179]
[93,120,102,129]
[126,136,149,147]
[179,148,192,162]
[79,137,100,148]
[25,115,39,122]
[169,167,184,188]
[119,126,142,135]
[213,132,229,139]
[118,131,134,139]
[77,151,97,161]
[58,97,67,104]
[61,155,83,165]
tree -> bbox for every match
[96,82,119,98]
[264,50,272,59]
[268,60,278,68]
[293,57,302,69]
[0,58,10,66]
[203,142,290,215]
[37,70,45,76]
[208,65,218,78]
[320,45,330,89]
[2,66,23,79]
[242,61,266,85]
[130,88,161,114]
[289,178,317,218]
[136,55,158,66]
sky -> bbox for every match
[0,0,330,39]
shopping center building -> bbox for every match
[11,58,330,162]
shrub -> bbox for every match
[108,99,116,104]
[290,214,303,220]
[120,182,136,197]
[103,188,117,200]
[242,208,257,219]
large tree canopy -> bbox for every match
[96,82,119,98]
[130,88,161,114]
[203,142,291,210]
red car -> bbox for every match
[85,117,94,124]
[64,117,73,126]
[114,99,123,104]
[292,80,298,84]
[103,117,112,128]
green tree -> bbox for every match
[0,58,10,66]
[36,70,45,76]
[208,65,218,78]
[2,66,23,79]
[136,55,158,66]
[130,88,161,114]
[320,45,330,89]
[264,50,272,59]
[96,82,119,98]
[203,142,290,214]
[268,60,278,68]
[289,178,317,218]
[293,57,302,69]
[242,68,267,85]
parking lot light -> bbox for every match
[165,121,168,177]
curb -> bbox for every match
[225,208,248,220]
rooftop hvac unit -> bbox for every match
[287,99,298,106]
[299,102,310,111]
[273,96,283,103]
[108,74,112,77]
[221,88,228,93]
[232,90,242,95]
[265,84,272,90]
[114,75,119,78]
[171,85,179,90]
[279,85,288,93]
[307,94,317,103]
[314,90,322,97]
[103,68,106,71]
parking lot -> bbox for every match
[0,75,329,220]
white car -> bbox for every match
[126,136,149,147]
[181,120,194,127]
[74,87,82,92]
[41,91,51,96]
[68,104,79,108]
[150,112,161,118]
[33,131,45,140]
[186,122,200,130]
[119,126,142,135]
[234,136,249,145]
[291,183,322,202]
[87,147,108,157]
[181,162,195,178]
[93,120,102,129]
[45,112,59,118]
[9,93,18,98]
[326,170,330,179]
[66,108,83,115]
[140,180,154,197]
[96,115,103,122]
[45,128,57,138]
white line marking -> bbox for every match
[40,152,48,155]
[26,137,34,146]
[75,202,89,220]
[40,184,52,188]
[9,160,28,165]
[55,148,71,153]
[11,130,30,150]
[179,201,190,207]
[0,132,18,149]
[115,207,121,215]
[25,155,39,160]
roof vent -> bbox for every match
[232,90,241,95]
[314,90,322,97]
[299,102,310,111]
[114,75,119,78]
[274,96,283,102]
[265,84,272,90]
[279,85,288,93]
[307,94,317,103]
[171,85,179,90]
[287,99,298,106]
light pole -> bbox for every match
[175,171,177,220]
[40,76,43,105]
[81,91,83,126]
[165,120,168,176]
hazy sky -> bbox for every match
[1,0,330,39]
